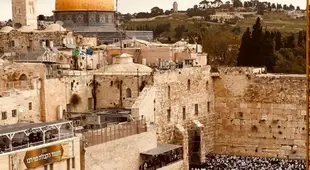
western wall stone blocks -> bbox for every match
[214,68,306,159]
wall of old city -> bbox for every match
[44,75,93,121]
[0,88,41,125]
[95,75,152,109]
[0,30,69,54]
[153,66,215,153]
[214,67,305,159]
[85,130,157,170]
[131,86,156,123]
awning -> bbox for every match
[140,144,182,156]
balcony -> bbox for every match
[0,120,74,154]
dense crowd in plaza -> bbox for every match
[199,154,305,170]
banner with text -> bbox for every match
[23,143,71,169]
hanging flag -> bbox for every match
[86,49,93,56]
[80,50,86,56]
[72,49,79,56]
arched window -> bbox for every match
[126,88,132,98]
[187,79,191,90]
[19,74,28,80]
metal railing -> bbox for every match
[0,133,74,154]
[82,120,147,147]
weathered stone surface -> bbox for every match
[214,67,306,159]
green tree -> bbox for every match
[275,31,283,51]
[203,27,240,66]
[274,48,305,74]
[150,7,164,17]
[251,17,264,66]
[237,27,251,66]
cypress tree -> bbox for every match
[237,27,252,66]
[275,31,283,51]
[251,17,264,66]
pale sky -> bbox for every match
[0,0,306,21]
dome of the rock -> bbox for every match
[55,0,115,11]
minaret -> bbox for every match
[12,0,37,29]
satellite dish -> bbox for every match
[56,21,64,26]
[13,23,22,29]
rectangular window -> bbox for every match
[183,107,186,120]
[195,104,199,116]
[67,159,70,170]
[72,157,75,168]
[12,110,17,117]
[29,102,32,110]
[167,109,171,122]
[2,112,7,120]
[88,98,93,110]
[66,104,71,112]
[10,40,15,48]
[207,102,210,112]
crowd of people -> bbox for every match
[197,154,305,170]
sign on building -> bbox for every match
[23,143,71,169]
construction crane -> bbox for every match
[306,0,310,169]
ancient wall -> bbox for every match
[0,88,41,125]
[214,67,305,159]
[44,75,93,121]
[85,130,157,170]
[153,66,215,153]
[131,86,156,123]
[0,31,69,54]
[95,75,152,109]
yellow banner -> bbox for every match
[23,143,70,169]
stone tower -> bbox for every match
[12,0,37,29]
[173,1,178,13]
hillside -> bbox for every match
[124,11,305,40]
[237,11,305,33]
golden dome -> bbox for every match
[55,0,114,11]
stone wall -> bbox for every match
[0,31,69,54]
[131,86,156,123]
[44,75,93,121]
[214,67,305,159]
[85,130,157,170]
[152,66,218,168]
[153,66,216,155]
[0,88,41,125]
[95,75,152,109]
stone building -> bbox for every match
[53,0,153,44]
[0,42,308,170]
[12,0,38,29]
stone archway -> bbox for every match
[19,74,28,80]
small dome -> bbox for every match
[44,23,66,32]
[98,53,153,75]
[0,26,14,33]
[18,26,35,32]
